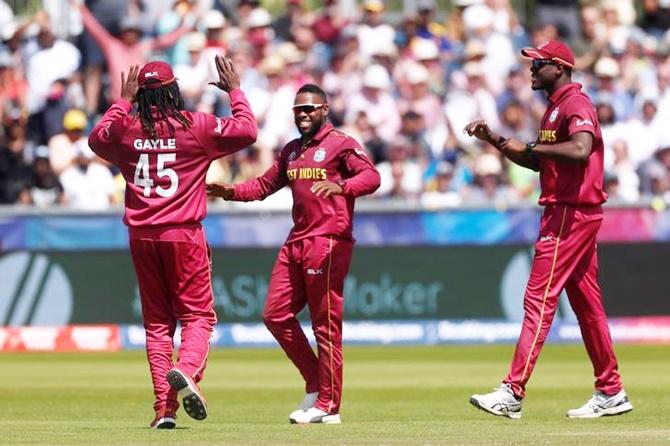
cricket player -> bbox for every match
[207,84,380,424]
[88,56,257,428]
[464,40,633,419]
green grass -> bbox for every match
[1,345,669,445]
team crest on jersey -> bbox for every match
[314,148,326,162]
[549,108,559,123]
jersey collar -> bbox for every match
[547,82,582,105]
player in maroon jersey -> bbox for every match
[207,84,380,424]
[464,40,632,419]
[88,56,257,428]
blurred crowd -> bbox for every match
[3,0,670,210]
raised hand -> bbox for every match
[206,182,235,200]
[311,180,343,198]
[208,55,240,93]
[121,65,140,103]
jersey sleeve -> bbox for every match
[231,150,289,201]
[88,99,132,165]
[191,89,258,160]
[566,96,598,138]
[339,138,381,198]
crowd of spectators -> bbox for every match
[2,0,670,210]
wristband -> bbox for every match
[526,142,538,153]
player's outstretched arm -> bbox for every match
[208,55,240,93]
[464,120,539,171]
[206,183,235,200]
[198,55,257,158]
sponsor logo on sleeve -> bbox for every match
[214,117,223,135]
[549,108,559,123]
[575,118,594,127]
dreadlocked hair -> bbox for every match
[136,81,191,138]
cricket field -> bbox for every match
[2,345,668,445]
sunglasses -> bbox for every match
[292,104,325,114]
[531,59,556,71]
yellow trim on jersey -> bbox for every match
[520,205,568,384]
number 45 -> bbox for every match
[133,153,178,198]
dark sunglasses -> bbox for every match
[292,104,325,114]
[531,59,556,71]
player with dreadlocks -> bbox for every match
[89,56,257,429]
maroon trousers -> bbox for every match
[504,204,622,398]
[263,235,354,414]
[129,224,217,417]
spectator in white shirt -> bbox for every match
[59,144,116,210]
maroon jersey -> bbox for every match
[232,122,380,242]
[536,83,606,207]
[89,90,257,227]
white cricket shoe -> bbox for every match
[567,390,633,418]
[470,384,523,420]
[289,407,341,424]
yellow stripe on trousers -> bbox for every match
[326,236,334,414]
[520,205,568,384]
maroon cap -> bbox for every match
[521,40,575,68]
[138,61,177,89]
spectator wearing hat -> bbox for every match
[357,0,395,63]
[465,151,519,206]
[462,3,515,94]
[397,63,443,136]
[344,64,400,143]
[408,38,447,97]
[202,9,227,52]
[174,32,210,110]
[59,138,116,210]
[255,54,297,148]
[590,56,634,121]
[445,61,500,148]
[244,7,274,62]
[48,109,91,175]
[75,0,192,103]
